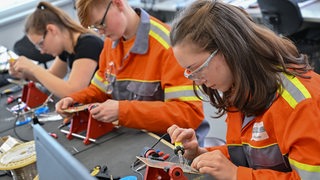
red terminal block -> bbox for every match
[21,82,48,108]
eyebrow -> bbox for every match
[186,60,200,70]
[92,19,102,26]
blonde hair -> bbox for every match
[76,0,109,28]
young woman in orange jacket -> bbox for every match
[167,0,320,179]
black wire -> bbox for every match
[13,112,30,142]
[0,170,12,177]
[12,100,32,142]
[150,133,169,149]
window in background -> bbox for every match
[0,0,36,12]
[0,0,71,27]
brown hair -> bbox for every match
[170,0,311,117]
[76,0,109,28]
[25,1,90,35]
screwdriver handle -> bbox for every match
[173,142,184,155]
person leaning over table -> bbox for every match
[166,0,320,179]
[9,1,103,98]
[55,0,209,145]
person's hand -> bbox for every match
[191,150,237,180]
[12,56,38,76]
[55,97,75,118]
[8,58,24,79]
[89,99,119,124]
[167,125,202,160]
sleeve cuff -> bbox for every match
[237,166,253,180]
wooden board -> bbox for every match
[63,104,91,113]
[136,156,200,174]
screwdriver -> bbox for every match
[57,117,72,129]
[174,142,185,165]
[1,85,22,95]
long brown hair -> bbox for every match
[25,1,91,38]
[170,0,311,117]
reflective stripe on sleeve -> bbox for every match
[165,85,200,102]
[150,20,170,49]
[289,158,320,179]
[280,73,311,108]
[90,72,108,93]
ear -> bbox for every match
[46,24,59,36]
[112,0,125,11]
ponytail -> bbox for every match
[25,1,90,35]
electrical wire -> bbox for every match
[150,133,169,149]
[9,94,53,142]
[130,162,144,180]
[0,170,12,177]
[13,111,30,142]
[11,98,33,142]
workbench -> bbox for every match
[0,83,206,179]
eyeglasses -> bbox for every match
[184,49,219,81]
[35,31,47,51]
[88,1,112,34]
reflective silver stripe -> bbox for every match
[281,74,305,102]
[165,86,199,102]
[90,72,108,93]
[290,158,320,179]
[150,20,170,49]
[280,73,311,108]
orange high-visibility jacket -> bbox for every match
[207,71,320,179]
[69,9,206,135]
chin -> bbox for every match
[107,34,116,41]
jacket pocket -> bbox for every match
[126,81,163,101]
